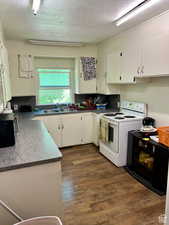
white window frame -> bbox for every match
[36,67,74,106]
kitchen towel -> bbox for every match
[18,54,34,78]
[80,57,96,80]
[100,118,109,143]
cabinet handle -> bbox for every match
[133,77,136,82]
[137,66,140,75]
[119,76,122,80]
[58,125,61,130]
[62,124,64,130]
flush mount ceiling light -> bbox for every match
[115,0,161,26]
[28,39,84,47]
[32,0,41,15]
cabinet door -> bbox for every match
[121,46,141,82]
[107,51,121,83]
[75,58,96,94]
[141,31,169,77]
[43,116,62,148]
[61,114,83,147]
[92,113,98,146]
[0,45,4,110]
[34,116,62,147]
[1,46,11,102]
[82,113,93,144]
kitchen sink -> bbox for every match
[43,109,60,113]
[43,108,77,114]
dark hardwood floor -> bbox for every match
[61,144,165,225]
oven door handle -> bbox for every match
[109,123,118,127]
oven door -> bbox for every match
[108,122,119,153]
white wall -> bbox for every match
[6,40,97,97]
[97,10,169,126]
[120,78,169,126]
[0,22,3,41]
[0,22,5,44]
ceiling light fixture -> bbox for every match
[28,39,84,47]
[32,0,41,15]
[115,0,145,20]
[115,0,161,26]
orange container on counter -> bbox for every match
[157,126,169,147]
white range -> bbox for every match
[99,101,147,167]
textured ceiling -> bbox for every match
[0,0,169,43]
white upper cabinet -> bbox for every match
[1,45,11,102]
[75,57,96,94]
[107,51,121,83]
[121,45,141,83]
[139,14,169,77]
[140,35,169,77]
[0,42,11,106]
[107,11,169,84]
[107,46,140,84]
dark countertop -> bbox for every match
[34,108,116,117]
[0,108,117,172]
[0,113,62,172]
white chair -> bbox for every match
[14,216,63,225]
[0,200,63,225]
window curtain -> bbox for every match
[80,57,96,80]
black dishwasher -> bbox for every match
[125,130,169,195]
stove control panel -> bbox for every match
[121,101,147,114]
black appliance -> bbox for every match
[143,117,155,127]
[125,130,169,195]
[0,114,15,148]
[19,105,32,112]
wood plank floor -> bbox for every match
[61,144,165,225]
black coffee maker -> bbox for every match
[143,117,155,127]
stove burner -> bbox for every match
[115,117,125,120]
[124,115,136,118]
[104,112,124,117]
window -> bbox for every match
[37,68,72,105]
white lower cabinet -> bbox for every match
[92,113,102,146]
[35,112,94,147]
[82,113,93,144]
[42,115,62,148]
[61,114,83,147]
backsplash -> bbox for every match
[74,94,120,110]
[10,94,120,111]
